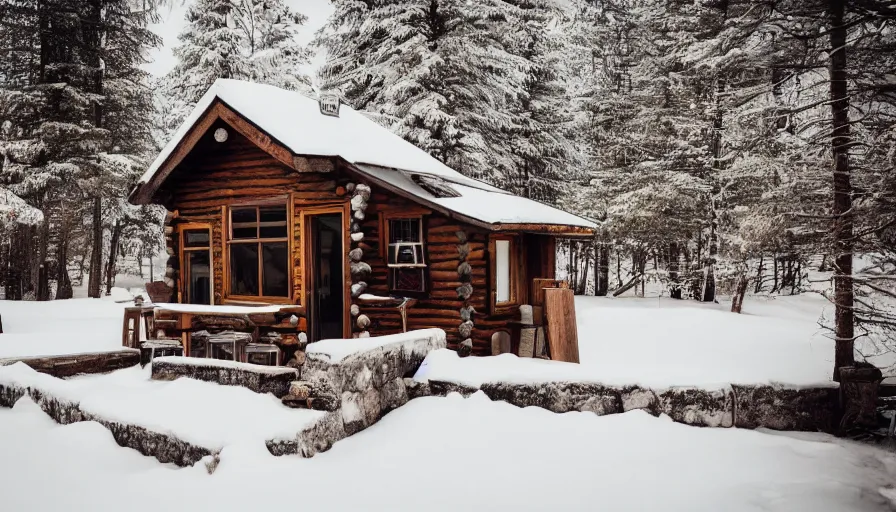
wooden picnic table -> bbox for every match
[151,303,306,358]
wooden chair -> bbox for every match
[122,303,154,349]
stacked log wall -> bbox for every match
[160,122,345,305]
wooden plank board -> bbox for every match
[543,287,580,364]
[532,278,567,308]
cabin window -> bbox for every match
[386,217,426,293]
[490,235,519,311]
[228,204,290,299]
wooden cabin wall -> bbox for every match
[160,121,344,305]
[357,188,493,351]
[157,120,558,355]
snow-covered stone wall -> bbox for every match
[0,374,212,466]
[151,356,299,397]
[414,377,838,432]
[280,329,447,442]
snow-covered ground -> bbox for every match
[0,296,130,359]
[1,288,849,385]
[1,287,895,510]
[1,391,895,512]
[0,363,323,448]
[417,294,840,388]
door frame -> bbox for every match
[301,204,351,340]
[178,222,214,305]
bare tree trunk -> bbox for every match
[771,255,779,293]
[615,250,622,289]
[669,242,681,299]
[55,235,73,300]
[828,0,855,380]
[596,242,609,296]
[731,272,748,313]
[578,245,591,295]
[612,273,643,297]
[104,219,122,295]
[87,197,103,298]
[754,254,764,293]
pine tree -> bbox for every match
[0,0,160,299]
[316,0,534,184]
[161,0,312,135]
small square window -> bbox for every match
[385,216,427,294]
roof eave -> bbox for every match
[345,162,596,236]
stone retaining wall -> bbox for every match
[0,349,140,378]
[151,357,298,398]
[419,378,839,432]
[0,380,212,466]
[274,329,447,456]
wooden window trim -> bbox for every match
[222,202,293,303]
[489,234,521,315]
[383,213,429,296]
[178,223,214,305]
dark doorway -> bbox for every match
[309,213,344,341]
[183,228,212,305]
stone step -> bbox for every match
[280,380,339,411]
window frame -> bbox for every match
[178,223,214,305]
[223,199,293,304]
[489,234,521,314]
[382,213,428,296]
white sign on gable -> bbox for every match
[318,93,341,117]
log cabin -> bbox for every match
[129,79,596,356]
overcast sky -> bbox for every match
[144,0,334,79]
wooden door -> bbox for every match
[302,206,350,341]
[179,223,213,305]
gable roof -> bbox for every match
[134,79,596,234]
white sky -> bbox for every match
[144,0,334,79]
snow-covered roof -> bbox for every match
[139,79,595,232]
[354,164,595,229]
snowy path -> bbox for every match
[1,392,894,512]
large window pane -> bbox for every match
[232,208,258,239]
[259,205,288,238]
[496,240,511,303]
[230,243,259,295]
[262,242,289,297]
[187,251,211,305]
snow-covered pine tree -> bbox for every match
[162,0,312,136]
[0,0,160,299]
[235,0,313,94]
[501,0,579,204]
[161,0,249,134]
[315,0,532,185]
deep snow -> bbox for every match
[1,292,846,386]
[416,294,840,388]
[1,391,894,512]
[0,363,324,448]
